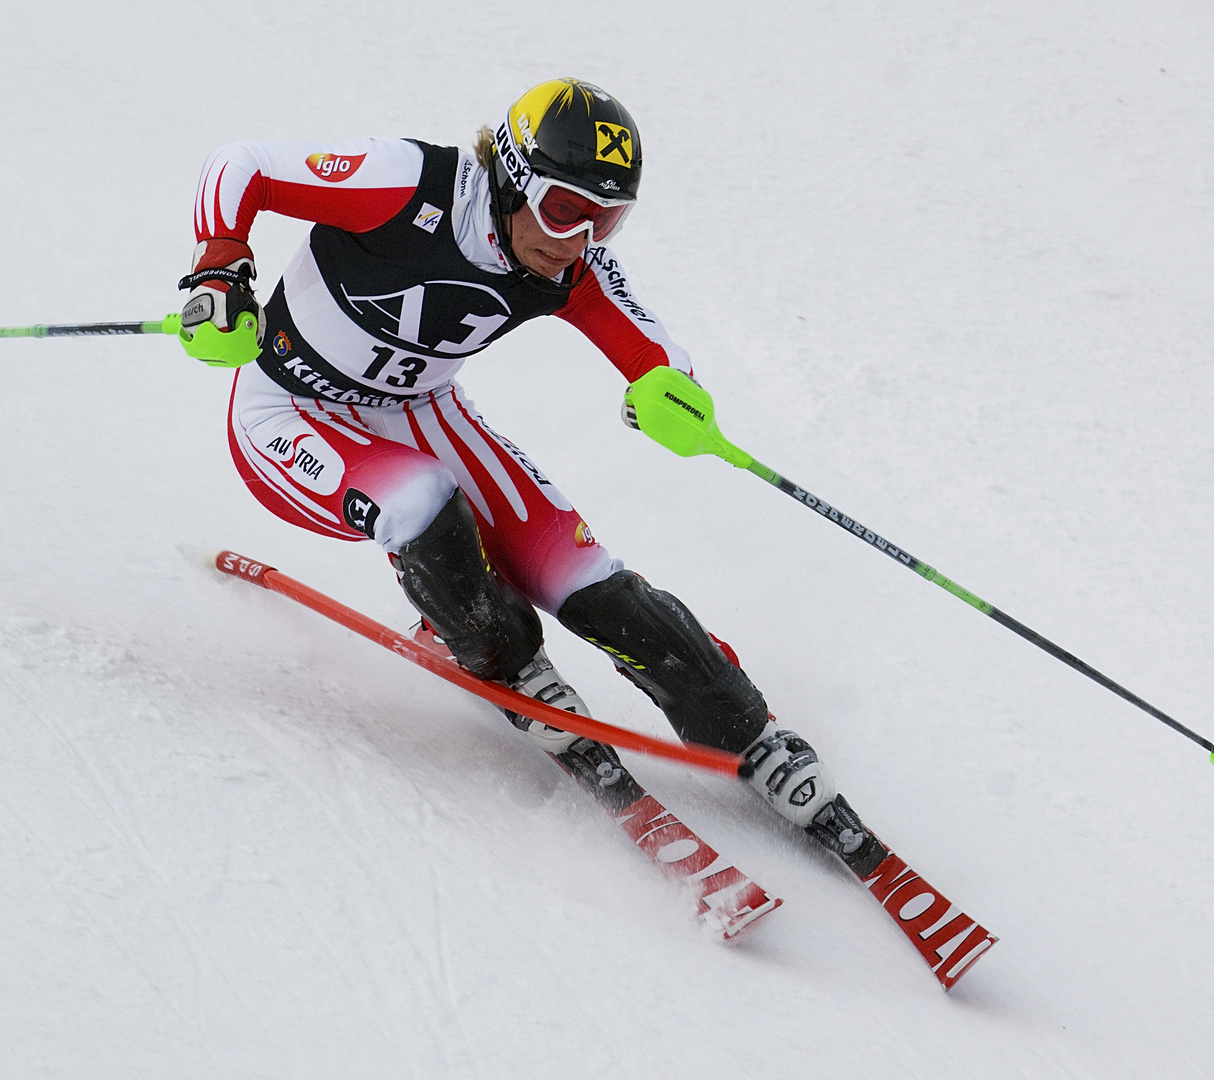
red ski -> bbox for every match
[411,622,782,940]
[607,788,782,939]
[790,750,996,989]
[854,847,997,990]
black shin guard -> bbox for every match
[392,490,542,681]
[557,570,768,753]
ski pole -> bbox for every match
[214,550,753,779]
[1,312,260,367]
[623,366,1214,763]
[0,315,183,338]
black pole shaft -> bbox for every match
[745,458,1213,755]
[42,322,150,336]
[0,318,174,339]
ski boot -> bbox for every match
[743,721,888,876]
[743,721,837,827]
[553,737,644,813]
[504,650,643,811]
[807,792,888,877]
[503,647,586,754]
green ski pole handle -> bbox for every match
[1,312,261,368]
[176,313,261,368]
[621,364,753,467]
[624,366,1214,761]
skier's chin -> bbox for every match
[521,248,576,277]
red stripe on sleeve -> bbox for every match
[259,177,418,234]
[198,173,417,241]
[556,265,672,383]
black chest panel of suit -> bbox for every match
[257,141,570,405]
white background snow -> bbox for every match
[3,2,1212,1077]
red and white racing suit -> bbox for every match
[196,136,691,613]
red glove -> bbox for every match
[178,238,265,343]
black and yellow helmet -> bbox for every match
[498,77,642,201]
[492,78,642,227]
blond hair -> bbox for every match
[474,125,495,172]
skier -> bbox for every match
[180,77,878,866]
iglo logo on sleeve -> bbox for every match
[574,520,596,547]
[305,153,367,182]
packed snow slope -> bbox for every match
[3,2,1213,1077]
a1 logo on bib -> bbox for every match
[344,280,511,357]
[595,122,633,165]
[413,203,444,234]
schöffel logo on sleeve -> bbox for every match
[305,153,367,182]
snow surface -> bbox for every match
[3,2,1213,1077]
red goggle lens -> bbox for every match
[536,186,629,239]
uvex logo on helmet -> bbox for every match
[305,153,367,182]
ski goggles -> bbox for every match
[494,118,635,244]
[523,173,635,245]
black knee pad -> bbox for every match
[557,570,768,753]
[394,490,542,680]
